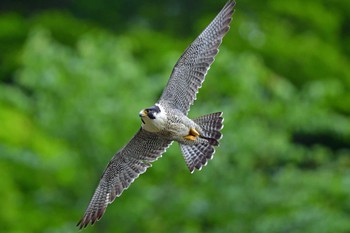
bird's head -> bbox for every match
[139,105,161,124]
[139,104,167,132]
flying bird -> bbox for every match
[77,0,235,229]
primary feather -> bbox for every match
[159,0,235,115]
[77,129,172,229]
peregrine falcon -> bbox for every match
[77,1,235,229]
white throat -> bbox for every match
[141,104,167,133]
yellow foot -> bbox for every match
[184,135,197,141]
[184,128,200,141]
[190,128,200,137]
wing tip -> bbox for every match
[76,207,106,230]
[225,0,236,10]
[221,0,236,29]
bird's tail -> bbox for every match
[180,112,224,173]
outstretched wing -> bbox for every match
[77,129,172,229]
[158,0,235,115]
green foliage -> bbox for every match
[0,1,350,232]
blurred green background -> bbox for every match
[1,0,350,232]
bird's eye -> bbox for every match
[148,111,156,119]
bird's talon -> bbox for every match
[184,128,200,141]
[184,135,197,141]
[190,128,200,137]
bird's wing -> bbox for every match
[158,0,235,115]
[77,128,172,229]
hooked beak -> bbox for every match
[139,109,147,117]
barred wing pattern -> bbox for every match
[77,129,172,229]
[159,0,235,115]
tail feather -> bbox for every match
[180,143,215,173]
[193,112,223,141]
[180,112,224,173]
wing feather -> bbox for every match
[77,129,172,229]
[159,0,235,114]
